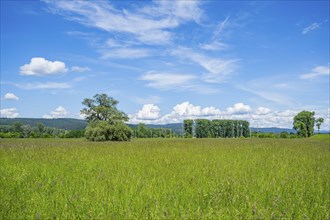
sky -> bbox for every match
[1,0,329,129]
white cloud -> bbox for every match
[172,102,221,117]
[133,95,162,105]
[16,82,72,90]
[20,57,68,76]
[199,41,228,51]
[255,107,271,115]
[128,102,329,129]
[136,104,161,120]
[171,47,238,83]
[300,65,329,79]
[0,108,19,118]
[302,22,320,34]
[214,16,230,38]
[71,66,90,72]
[140,71,219,94]
[45,0,202,45]
[43,106,69,119]
[101,48,150,59]
[226,103,252,115]
[140,71,196,90]
[3,93,19,100]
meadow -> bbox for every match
[1,137,329,219]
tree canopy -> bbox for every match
[293,111,315,137]
[81,93,128,124]
[81,94,131,141]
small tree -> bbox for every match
[81,94,131,141]
[315,117,324,134]
[293,111,315,137]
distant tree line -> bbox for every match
[0,122,85,138]
[131,123,178,138]
[183,119,250,138]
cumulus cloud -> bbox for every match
[300,65,329,79]
[255,107,271,115]
[172,102,221,117]
[129,101,222,124]
[43,106,69,119]
[20,57,68,76]
[3,93,19,100]
[127,101,329,129]
[302,22,320,34]
[226,103,252,115]
[0,108,19,118]
[136,104,161,120]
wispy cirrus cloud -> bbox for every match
[101,48,151,59]
[44,0,202,46]
[139,71,219,94]
[300,65,329,79]
[171,47,238,83]
[302,22,320,34]
[15,82,72,90]
[140,71,196,89]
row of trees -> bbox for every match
[0,122,84,138]
[184,119,250,138]
[132,123,176,138]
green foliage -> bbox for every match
[0,118,87,130]
[81,94,131,142]
[293,111,315,137]
[315,117,324,134]
[0,124,85,139]
[131,123,175,138]
[194,119,250,138]
[81,94,128,124]
[0,138,329,219]
[279,131,289,138]
[183,119,193,138]
[85,121,132,141]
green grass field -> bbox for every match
[1,137,329,219]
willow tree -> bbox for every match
[81,94,131,141]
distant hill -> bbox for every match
[0,118,87,130]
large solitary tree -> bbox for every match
[81,93,128,123]
[293,111,315,137]
[81,94,131,141]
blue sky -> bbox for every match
[1,0,329,129]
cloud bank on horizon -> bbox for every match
[1,0,329,129]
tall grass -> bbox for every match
[1,138,329,219]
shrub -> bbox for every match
[85,121,132,141]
